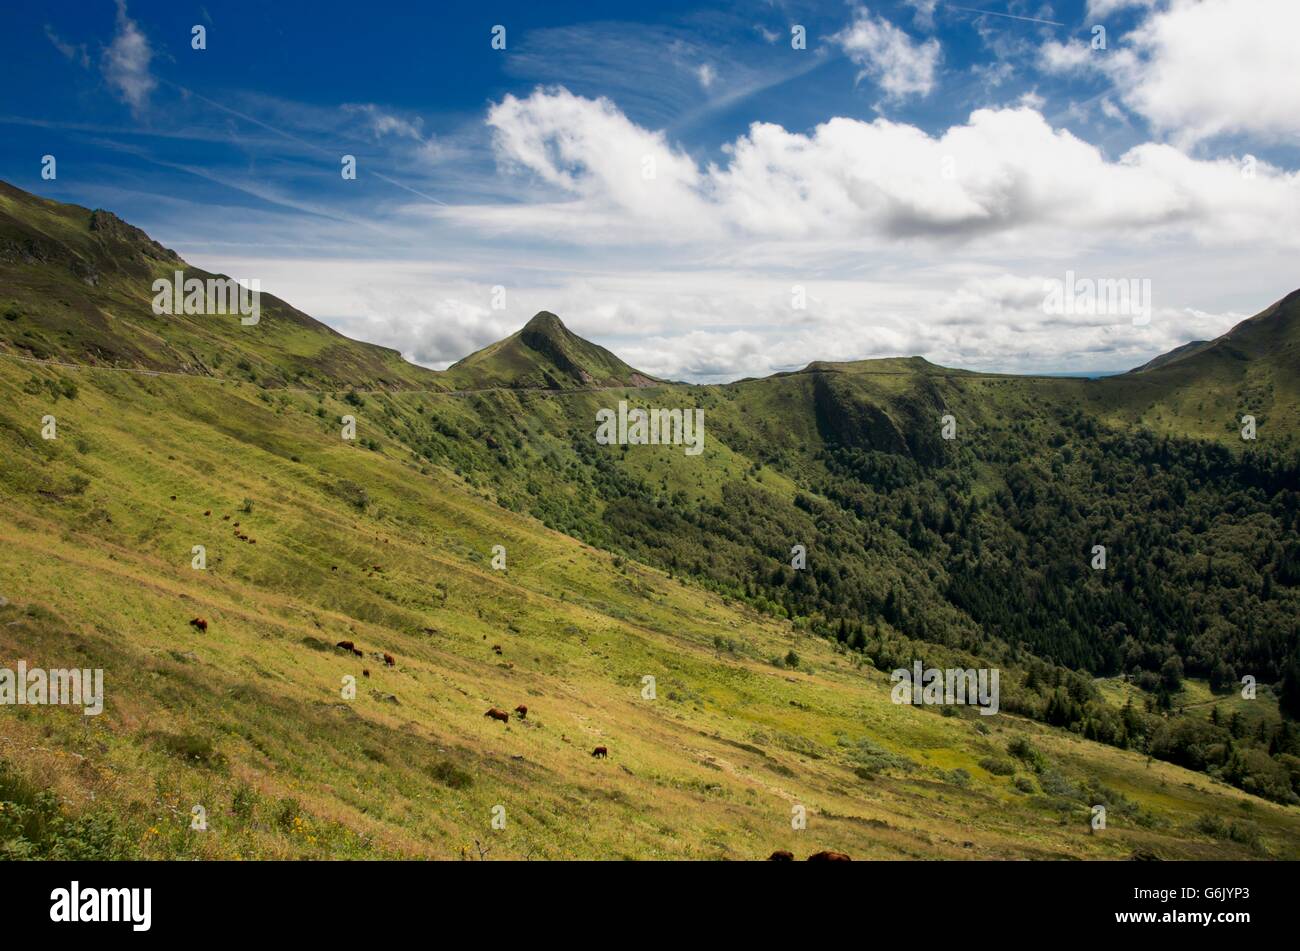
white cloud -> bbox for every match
[101,0,155,114]
[832,7,942,100]
[1087,0,1156,15]
[1099,97,1125,121]
[483,87,714,236]
[1045,0,1300,145]
[695,64,717,90]
[469,88,1300,252]
[344,104,425,141]
[904,0,939,30]
[1039,39,1095,73]
[46,25,90,68]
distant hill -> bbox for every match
[1101,290,1300,441]
[1128,339,1212,373]
[446,311,661,390]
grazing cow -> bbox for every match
[383,653,395,667]
[484,708,510,724]
[591,746,608,758]
[336,640,356,652]
[189,617,208,632]
[362,669,370,678]
[806,851,851,862]
[222,515,230,521]
[492,644,503,655]
[767,850,795,862]
[514,705,528,719]
[170,495,176,501]
[331,566,338,571]
[204,510,211,516]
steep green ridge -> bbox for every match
[1101,290,1300,443]
[0,181,442,391]
[2,181,1299,858]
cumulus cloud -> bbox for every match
[466,88,1300,252]
[832,7,942,100]
[1044,0,1300,145]
[483,87,714,235]
[101,0,155,113]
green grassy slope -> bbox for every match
[3,357,1296,859]
[2,181,1298,859]
[1100,290,1300,445]
[0,181,444,391]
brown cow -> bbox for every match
[336,640,356,652]
[767,850,795,861]
[383,653,395,667]
[189,617,207,632]
[362,669,370,678]
[591,746,608,758]
[492,644,503,655]
[203,510,211,516]
[806,851,851,862]
[514,705,528,719]
[484,708,510,724]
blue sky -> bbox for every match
[3,0,1298,380]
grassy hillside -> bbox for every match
[1101,290,1300,446]
[0,181,443,391]
[2,181,1298,859]
[3,357,1297,859]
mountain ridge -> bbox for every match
[10,181,1297,401]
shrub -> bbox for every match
[0,760,137,859]
[148,731,227,770]
[231,784,257,821]
[1007,736,1046,772]
[979,756,1016,776]
[427,760,474,790]
[274,797,300,832]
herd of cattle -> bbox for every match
[768,850,852,861]
[180,514,857,860]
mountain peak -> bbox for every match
[447,312,661,391]
[522,311,567,335]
